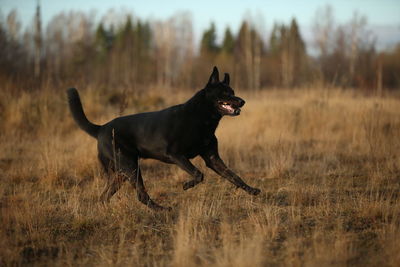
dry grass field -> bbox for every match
[0,85,399,266]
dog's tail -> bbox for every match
[67,88,100,138]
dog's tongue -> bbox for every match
[222,104,235,114]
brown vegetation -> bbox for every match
[1,85,399,266]
[1,3,400,266]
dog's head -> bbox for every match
[205,66,245,116]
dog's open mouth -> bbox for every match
[218,101,240,116]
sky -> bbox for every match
[2,0,400,51]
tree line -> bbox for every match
[0,5,399,91]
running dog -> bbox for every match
[67,67,261,210]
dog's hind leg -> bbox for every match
[100,172,127,202]
[98,152,113,173]
[100,151,169,210]
[128,164,171,211]
[99,151,132,203]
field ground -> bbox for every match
[1,86,399,266]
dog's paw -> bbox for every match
[248,187,261,195]
[183,181,194,190]
[164,206,173,212]
[99,194,110,204]
[149,202,172,212]
[183,182,189,190]
[152,205,172,212]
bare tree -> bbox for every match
[153,13,193,88]
[153,19,175,87]
[348,11,367,85]
[312,5,334,58]
[252,30,262,90]
[6,9,21,42]
[34,1,42,78]
[235,20,265,90]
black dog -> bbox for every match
[67,67,260,210]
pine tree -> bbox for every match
[289,18,307,85]
[200,23,219,56]
[267,19,308,87]
[235,21,252,89]
[235,21,263,89]
[134,20,152,84]
[269,23,282,55]
[115,15,134,48]
[221,27,234,54]
[95,23,110,61]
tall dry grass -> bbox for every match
[0,84,399,266]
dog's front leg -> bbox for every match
[202,153,261,195]
[168,155,204,190]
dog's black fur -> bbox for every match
[67,67,260,210]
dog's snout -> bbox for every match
[238,99,245,107]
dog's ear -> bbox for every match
[208,66,219,85]
[222,73,230,85]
